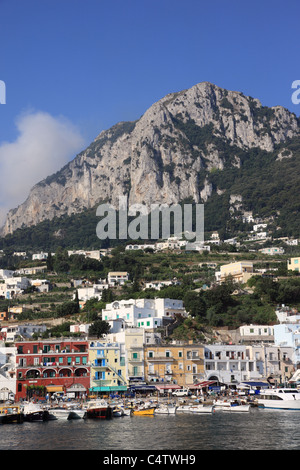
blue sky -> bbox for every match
[0,0,299,220]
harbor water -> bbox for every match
[0,407,299,451]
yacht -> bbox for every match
[257,388,300,410]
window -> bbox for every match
[33,345,38,354]
[75,357,80,364]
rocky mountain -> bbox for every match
[1,81,299,236]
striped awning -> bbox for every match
[189,381,217,389]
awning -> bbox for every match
[46,386,64,392]
[240,382,269,388]
[189,380,217,389]
[155,384,181,390]
[128,385,157,392]
[90,386,128,392]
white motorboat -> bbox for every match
[50,407,71,420]
[112,406,125,417]
[22,402,48,422]
[155,405,177,414]
[213,399,250,412]
[176,404,192,413]
[189,404,214,413]
[257,388,300,410]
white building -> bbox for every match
[0,345,17,400]
[102,298,186,329]
[144,280,181,291]
[238,324,274,343]
[32,252,51,261]
[0,277,30,299]
[273,323,300,367]
[30,279,51,293]
[259,247,285,255]
[75,283,109,301]
[0,269,15,279]
[0,324,47,342]
[107,272,129,285]
[125,244,155,251]
[68,250,104,261]
[204,344,263,384]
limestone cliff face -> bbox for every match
[2,82,299,235]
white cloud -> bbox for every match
[0,110,86,226]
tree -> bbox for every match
[88,320,111,338]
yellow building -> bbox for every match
[89,340,127,395]
[144,343,205,388]
[125,328,145,383]
[217,261,254,284]
[288,257,300,272]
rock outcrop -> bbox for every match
[2,81,299,235]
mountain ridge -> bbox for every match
[1,81,299,237]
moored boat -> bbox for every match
[257,388,300,410]
[176,404,192,413]
[189,404,214,413]
[213,399,250,412]
[155,405,177,414]
[85,399,112,419]
[112,406,125,417]
[133,406,156,416]
[23,402,48,422]
[0,405,24,424]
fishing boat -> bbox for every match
[133,405,156,416]
[0,405,24,424]
[257,388,300,410]
[85,399,112,419]
[213,399,250,412]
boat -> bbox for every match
[257,388,300,410]
[189,404,214,413]
[68,407,86,419]
[213,399,250,412]
[132,405,156,416]
[0,405,24,424]
[176,404,192,413]
[22,402,49,422]
[50,403,86,420]
[85,399,112,419]
[154,405,177,414]
[112,406,125,417]
[49,407,71,420]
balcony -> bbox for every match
[147,355,175,362]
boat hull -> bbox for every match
[86,407,112,419]
[0,413,24,424]
[258,400,300,410]
[155,406,177,414]
[189,405,214,413]
[24,411,47,422]
[133,407,155,416]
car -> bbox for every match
[172,388,191,397]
